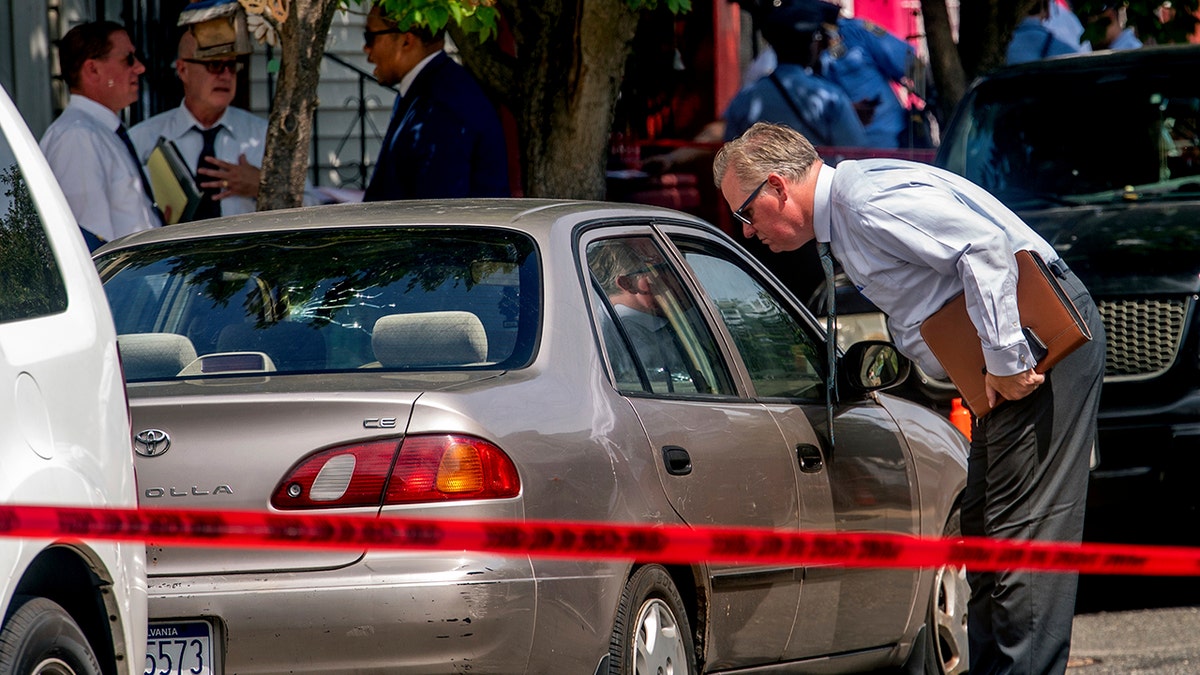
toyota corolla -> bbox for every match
[95,200,968,675]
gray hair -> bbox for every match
[588,239,653,296]
[712,122,821,191]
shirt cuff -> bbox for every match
[983,341,1038,377]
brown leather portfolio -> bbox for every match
[919,250,1092,417]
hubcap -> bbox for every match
[633,597,687,675]
[933,564,970,674]
[30,658,76,675]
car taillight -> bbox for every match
[385,435,520,504]
[272,439,400,509]
[271,435,519,510]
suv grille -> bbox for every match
[1098,297,1191,381]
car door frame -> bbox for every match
[578,217,824,668]
[653,219,926,657]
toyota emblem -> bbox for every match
[133,429,171,457]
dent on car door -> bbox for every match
[582,229,801,669]
[670,233,921,657]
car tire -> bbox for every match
[608,565,696,675]
[0,596,102,675]
[905,508,970,674]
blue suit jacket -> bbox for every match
[365,52,511,201]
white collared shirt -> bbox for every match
[813,159,1060,378]
[129,105,267,217]
[39,94,160,243]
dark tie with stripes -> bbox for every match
[115,124,164,226]
[192,125,223,220]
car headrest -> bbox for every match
[371,311,488,368]
[118,333,198,380]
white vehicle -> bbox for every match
[0,84,146,674]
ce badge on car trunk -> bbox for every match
[134,429,171,457]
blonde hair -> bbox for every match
[713,122,820,191]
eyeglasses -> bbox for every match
[114,51,141,67]
[732,178,769,226]
[363,27,405,47]
[182,58,244,74]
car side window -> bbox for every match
[675,239,826,400]
[0,130,66,323]
[586,236,734,396]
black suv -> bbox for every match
[936,45,1200,542]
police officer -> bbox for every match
[817,2,918,149]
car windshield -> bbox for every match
[941,69,1200,207]
[96,227,539,380]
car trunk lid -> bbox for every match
[130,371,498,576]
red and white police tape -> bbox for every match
[3,504,1198,575]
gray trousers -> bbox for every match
[963,267,1106,675]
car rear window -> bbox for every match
[96,227,539,380]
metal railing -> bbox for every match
[263,47,396,190]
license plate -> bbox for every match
[145,620,214,675]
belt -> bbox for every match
[1047,257,1070,280]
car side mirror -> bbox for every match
[840,340,910,394]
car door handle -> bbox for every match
[662,445,692,476]
[796,443,824,473]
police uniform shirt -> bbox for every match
[1006,16,1083,64]
[723,64,868,147]
[820,18,914,149]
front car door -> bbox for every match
[662,225,922,658]
[581,224,808,670]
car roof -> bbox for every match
[974,43,1200,84]
[93,199,716,254]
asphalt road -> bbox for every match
[1070,605,1200,673]
[1067,576,1200,673]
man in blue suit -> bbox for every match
[362,4,510,201]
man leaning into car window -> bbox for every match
[714,121,1106,675]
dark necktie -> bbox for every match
[192,125,223,220]
[818,241,837,447]
[115,125,164,226]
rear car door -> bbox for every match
[581,225,810,670]
[663,227,922,658]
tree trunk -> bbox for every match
[920,0,966,123]
[258,0,340,211]
[922,0,1031,125]
[497,0,640,199]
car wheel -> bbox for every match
[0,597,102,675]
[608,565,696,675]
[908,508,970,674]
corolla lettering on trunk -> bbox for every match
[144,485,234,498]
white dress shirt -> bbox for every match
[39,95,160,243]
[812,159,1061,379]
[130,104,324,216]
[129,105,267,217]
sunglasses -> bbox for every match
[732,178,769,226]
[114,51,142,67]
[183,58,244,74]
[363,27,405,47]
